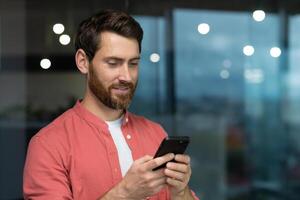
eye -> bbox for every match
[107,61,118,66]
[129,62,139,68]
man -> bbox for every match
[23,10,199,200]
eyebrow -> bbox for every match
[130,57,141,61]
[104,56,140,62]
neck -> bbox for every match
[81,88,124,121]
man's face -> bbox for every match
[88,31,140,110]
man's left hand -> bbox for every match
[164,154,192,198]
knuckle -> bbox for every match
[177,174,183,181]
[186,155,191,163]
[183,165,189,172]
[143,173,152,181]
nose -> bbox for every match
[118,64,132,82]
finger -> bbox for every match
[174,154,190,164]
[153,168,165,176]
[145,153,174,170]
[166,177,183,188]
[148,168,166,180]
[150,176,167,188]
[166,162,190,173]
[136,155,153,164]
[164,168,185,182]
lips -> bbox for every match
[109,81,135,96]
[113,86,129,90]
[111,87,130,95]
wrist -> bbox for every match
[100,181,135,200]
[171,186,190,200]
[114,181,136,200]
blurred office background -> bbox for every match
[1,0,300,199]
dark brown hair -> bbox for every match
[75,9,143,61]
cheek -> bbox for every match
[97,70,118,84]
[131,69,139,81]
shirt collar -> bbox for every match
[73,100,130,128]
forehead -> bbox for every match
[96,31,140,59]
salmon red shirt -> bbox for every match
[23,101,199,200]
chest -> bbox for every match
[67,125,162,199]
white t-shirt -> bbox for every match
[106,116,133,176]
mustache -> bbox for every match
[110,81,135,90]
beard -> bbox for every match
[88,64,137,110]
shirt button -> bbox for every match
[126,134,131,140]
[125,118,129,123]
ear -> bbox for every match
[75,49,89,74]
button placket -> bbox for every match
[126,134,131,140]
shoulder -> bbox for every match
[27,108,79,165]
[128,112,161,128]
[128,112,168,137]
[30,107,78,145]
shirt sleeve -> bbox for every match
[23,135,73,200]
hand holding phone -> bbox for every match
[153,136,190,170]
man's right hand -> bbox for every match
[100,153,175,200]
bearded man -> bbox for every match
[23,9,199,200]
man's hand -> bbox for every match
[101,153,175,200]
[164,154,192,199]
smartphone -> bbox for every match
[153,136,190,170]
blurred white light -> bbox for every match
[223,59,232,68]
[243,45,255,56]
[40,58,51,69]
[253,10,266,22]
[220,69,230,79]
[270,47,281,58]
[197,23,210,35]
[59,34,71,45]
[53,23,65,34]
[244,68,264,84]
[150,53,160,63]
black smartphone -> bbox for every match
[153,136,190,170]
